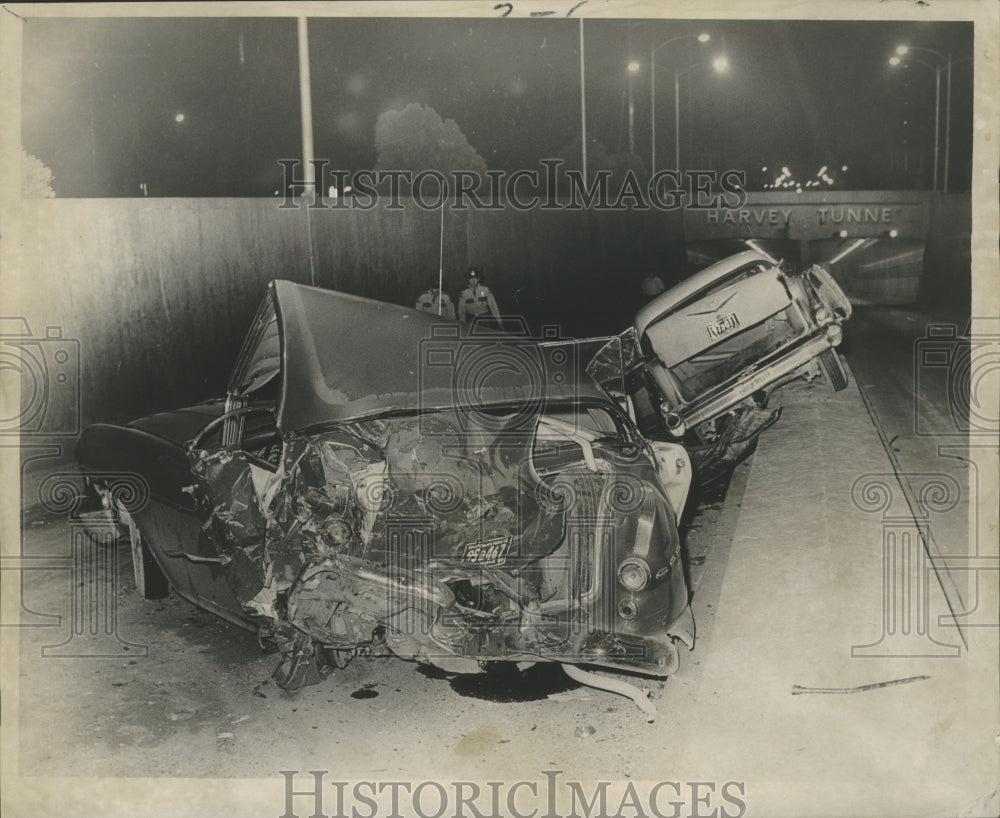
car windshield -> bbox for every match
[228,293,281,400]
[584,329,643,396]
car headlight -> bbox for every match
[815,307,831,323]
[618,558,651,592]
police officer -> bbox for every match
[458,267,501,324]
[415,276,455,319]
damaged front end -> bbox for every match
[187,406,693,693]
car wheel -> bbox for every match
[118,505,171,600]
[818,348,849,391]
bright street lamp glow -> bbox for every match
[174,113,185,123]
[889,229,899,238]
[781,166,790,176]
[889,56,902,66]
[896,45,909,55]
[841,165,848,171]
[698,33,711,42]
[627,61,641,73]
[712,55,729,73]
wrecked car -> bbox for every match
[76,281,695,716]
[586,249,852,484]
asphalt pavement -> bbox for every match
[664,339,998,816]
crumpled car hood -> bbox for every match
[241,281,602,433]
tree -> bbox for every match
[374,104,486,177]
[22,149,56,198]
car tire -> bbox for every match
[818,348,849,391]
[119,505,171,600]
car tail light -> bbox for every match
[618,558,651,592]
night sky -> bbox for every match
[21,15,974,197]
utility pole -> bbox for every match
[580,19,587,180]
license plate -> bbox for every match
[462,535,512,566]
[706,312,740,338]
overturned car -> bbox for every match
[586,250,852,483]
[77,281,695,714]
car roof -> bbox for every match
[260,280,605,432]
[634,250,774,336]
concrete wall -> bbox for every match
[14,197,683,429]
[922,193,972,309]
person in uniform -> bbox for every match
[458,267,501,324]
[414,276,455,319]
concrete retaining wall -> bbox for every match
[921,193,972,309]
[13,197,683,429]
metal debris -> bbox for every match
[791,675,930,694]
[562,664,657,721]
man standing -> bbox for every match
[415,277,455,319]
[458,267,501,324]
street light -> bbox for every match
[649,33,710,174]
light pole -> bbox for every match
[889,48,945,191]
[627,60,641,154]
[673,55,729,172]
[892,46,972,193]
[650,33,710,174]
[580,19,587,179]
[297,17,316,198]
